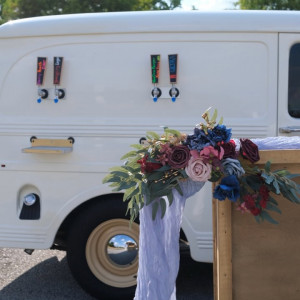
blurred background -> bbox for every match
[0,0,299,26]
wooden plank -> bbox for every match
[22,146,72,154]
[213,150,300,300]
[258,149,300,164]
[22,138,73,154]
[213,186,232,300]
[30,138,73,148]
[231,161,300,300]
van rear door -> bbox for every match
[278,34,300,136]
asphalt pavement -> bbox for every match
[0,247,213,300]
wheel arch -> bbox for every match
[52,192,124,250]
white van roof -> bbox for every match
[0,10,300,38]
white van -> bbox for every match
[0,10,300,300]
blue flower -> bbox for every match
[221,158,245,178]
[213,175,240,202]
[208,125,232,145]
[185,128,211,151]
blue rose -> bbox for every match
[213,175,240,202]
[185,128,211,151]
[221,158,245,178]
[208,125,232,145]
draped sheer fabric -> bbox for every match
[134,180,204,300]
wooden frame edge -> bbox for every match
[213,183,232,300]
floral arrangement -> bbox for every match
[103,108,300,223]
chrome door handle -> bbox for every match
[279,127,300,133]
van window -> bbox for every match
[288,43,300,118]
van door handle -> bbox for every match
[279,126,300,133]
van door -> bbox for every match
[278,34,300,136]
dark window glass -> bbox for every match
[288,44,300,118]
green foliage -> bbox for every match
[235,0,300,10]
[103,107,300,225]
[0,0,181,23]
[196,108,223,134]
[103,125,188,221]
[240,161,300,224]
[255,210,279,224]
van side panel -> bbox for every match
[0,31,277,261]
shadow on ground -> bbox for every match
[177,249,213,300]
[0,256,95,300]
[0,249,213,300]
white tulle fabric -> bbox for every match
[235,136,300,150]
[134,180,204,300]
[134,136,300,300]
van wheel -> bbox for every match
[66,197,139,300]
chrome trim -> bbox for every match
[279,126,300,133]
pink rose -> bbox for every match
[200,145,224,160]
[185,157,212,182]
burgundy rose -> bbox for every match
[137,155,162,174]
[167,145,191,169]
[222,140,237,159]
[240,138,260,163]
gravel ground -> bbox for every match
[0,247,213,300]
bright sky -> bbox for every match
[180,0,236,10]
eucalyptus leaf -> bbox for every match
[266,202,281,214]
[112,186,123,192]
[118,181,137,190]
[175,181,183,196]
[261,172,274,185]
[127,199,133,209]
[102,173,121,184]
[254,215,262,224]
[146,194,157,205]
[272,179,280,194]
[123,164,141,173]
[123,186,139,201]
[133,173,143,181]
[146,171,165,181]
[274,169,290,177]
[109,166,129,173]
[111,170,130,178]
[290,188,300,203]
[121,150,139,160]
[146,131,161,140]
[160,198,167,219]
[130,144,145,150]
[211,109,218,123]
[151,188,172,199]
[286,173,300,180]
[152,202,159,220]
[268,196,278,205]
[108,181,122,189]
[164,128,181,137]
[157,165,172,172]
[167,192,174,206]
[260,210,279,224]
[264,161,271,173]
